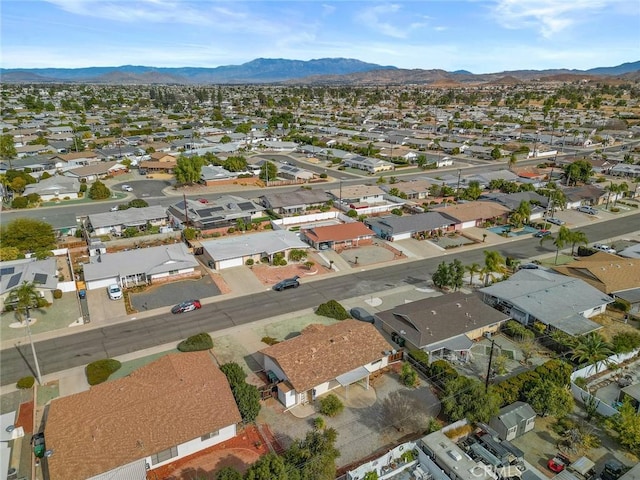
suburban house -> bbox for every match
[379,179,432,200]
[552,252,640,314]
[199,164,237,184]
[52,150,101,168]
[260,320,394,408]
[167,195,264,233]
[139,151,178,173]
[0,258,58,310]
[82,243,200,290]
[260,189,332,215]
[563,184,608,208]
[276,163,315,181]
[342,155,395,173]
[481,191,549,221]
[489,401,537,441]
[199,230,310,269]
[300,222,375,251]
[432,201,512,229]
[326,184,402,214]
[64,160,128,182]
[22,176,81,201]
[610,163,640,178]
[44,352,242,480]
[480,269,612,336]
[375,292,509,362]
[365,212,457,241]
[87,206,169,237]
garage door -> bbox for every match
[86,278,118,290]
[218,257,244,269]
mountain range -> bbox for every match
[1,58,639,85]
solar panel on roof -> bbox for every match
[237,202,255,210]
[7,273,21,289]
[0,267,15,276]
[33,273,48,284]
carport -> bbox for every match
[336,366,371,399]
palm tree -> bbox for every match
[483,250,508,285]
[540,226,572,264]
[466,262,482,286]
[6,281,43,383]
[614,182,629,206]
[568,230,588,255]
[571,332,614,374]
[605,182,619,209]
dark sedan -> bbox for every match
[171,299,202,314]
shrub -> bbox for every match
[177,332,213,352]
[11,197,28,209]
[86,359,122,385]
[612,331,640,353]
[232,382,261,423]
[319,394,344,417]
[610,207,620,213]
[220,362,248,386]
[400,363,418,387]
[313,416,325,430]
[315,300,350,320]
[577,245,597,256]
[503,320,535,342]
[426,360,459,389]
[16,376,35,389]
[408,349,429,369]
[319,173,328,179]
[261,336,280,346]
[53,289,63,299]
[245,258,254,266]
[574,377,588,389]
[610,298,631,313]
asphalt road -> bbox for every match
[1,215,638,386]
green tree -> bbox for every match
[288,249,308,262]
[483,250,507,285]
[451,259,464,291]
[564,160,593,185]
[88,180,110,200]
[283,428,340,480]
[0,218,56,254]
[245,452,288,480]
[0,134,17,169]
[540,226,571,264]
[232,382,261,423]
[491,146,502,160]
[508,153,517,171]
[509,200,531,228]
[128,199,149,208]
[466,262,482,286]
[400,363,418,387]
[223,156,248,172]
[462,180,483,201]
[0,246,20,261]
[234,122,252,134]
[525,379,574,417]
[432,261,452,289]
[260,161,278,182]
[441,376,500,423]
[606,399,640,452]
[174,155,205,185]
[6,281,40,323]
[216,466,243,480]
[571,333,614,373]
[567,229,588,255]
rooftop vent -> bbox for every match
[431,310,437,315]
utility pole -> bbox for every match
[183,193,190,228]
[455,169,462,200]
[25,306,43,385]
[485,338,496,392]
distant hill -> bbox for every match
[1,58,638,85]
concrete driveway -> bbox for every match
[87,287,127,324]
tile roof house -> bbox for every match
[0,258,58,310]
[376,292,509,362]
[365,212,456,241]
[300,222,375,251]
[480,269,612,336]
[139,152,178,173]
[167,195,264,232]
[63,160,128,182]
[45,352,242,480]
[380,179,433,200]
[489,401,537,441]
[432,201,511,229]
[260,320,393,408]
[260,188,333,215]
[199,230,310,270]
[82,243,199,290]
[87,205,169,236]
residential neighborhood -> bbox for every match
[1,76,640,480]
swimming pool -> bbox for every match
[487,225,539,237]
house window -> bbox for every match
[201,430,220,441]
[150,445,178,465]
[508,426,517,436]
[169,270,178,275]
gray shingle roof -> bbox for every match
[201,230,309,261]
[366,212,456,236]
[88,206,168,229]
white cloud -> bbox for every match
[321,3,336,16]
[356,3,408,39]
[491,0,610,38]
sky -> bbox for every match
[1,0,639,73]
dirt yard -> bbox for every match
[590,310,640,342]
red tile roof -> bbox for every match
[45,352,241,480]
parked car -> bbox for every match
[31,432,46,458]
[547,217,565,225]
[593,243,616,254]
[107,284,123,300]
[110,205,120,212]
[534,230,551,238]
[273,276,300,291]
[519,263,539,270]
[122,184,133,192]
[350,307,375,323]
[548,453,571,473]
[171,299,202,314]
[577,205,597,215]
[138,169,147,175]
[197,198,209,204]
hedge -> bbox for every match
[177,332,213,352]
[316,300,350,320]
[426,359,459,389]
[86,359,122,385]
[492,359,572,406]
[408,349,430,370]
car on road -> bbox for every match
[273,276,300,291]
[593,243,616,254]
[122,184,133,192]
[171,299,202,314]
[110,205,120,212]
[107,284,123,300]
[577,205,597,215]
[546,217,565,225]
[518,263,539,270]
[349,307,375,323]
[197,198,209,204]
[534,230,551,238]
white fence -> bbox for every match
[570,349,639,417]
[271,211,356,229]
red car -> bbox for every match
[171,299,202,314]
[548,454,571,473]
[197,198,209,204]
